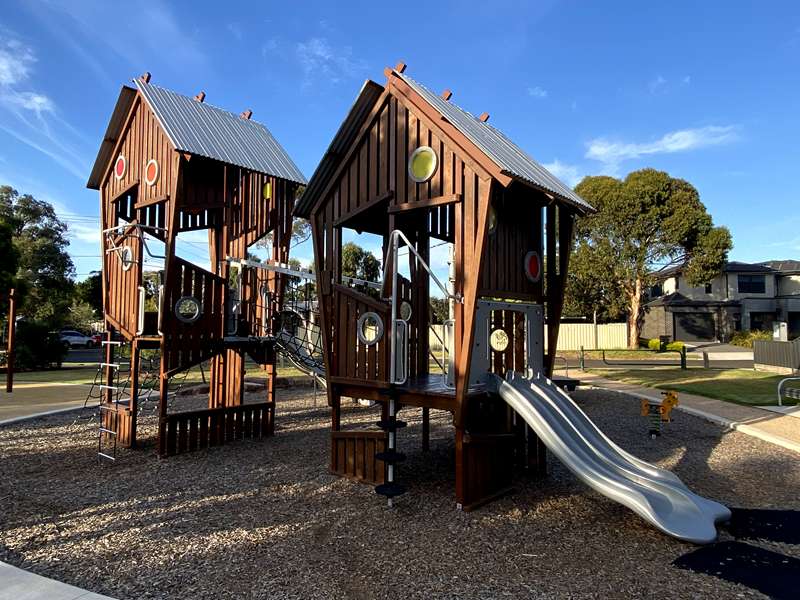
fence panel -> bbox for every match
[754,338,800,373]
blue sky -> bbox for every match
[1,0,798,280]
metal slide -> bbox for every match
[492,372,730,544]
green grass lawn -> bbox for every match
[559,349,699,361]
[590,367,797,406]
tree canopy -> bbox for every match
[567,169,732,346]
[1,185,75,325]
[341,242,381,282]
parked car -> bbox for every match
[90,333,104,347]
[59,330,95,349]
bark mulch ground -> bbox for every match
[1,387,798,599]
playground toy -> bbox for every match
[294,63,729,542]
[87,73,305,458]
[641,391,679,438]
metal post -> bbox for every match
[579,345,585,371]
[6,288,16,393]
[680,347,687,370]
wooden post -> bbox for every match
[421,406,430,451]
[128,339,140,447]
[5,289,16,393]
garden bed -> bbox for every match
[0,388,798,598]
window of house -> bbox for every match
[738,274,766,294]
[650,283,663,298]
[704,283,713,294]
[750,312,775,332]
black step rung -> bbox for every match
[375,419,407,431]
[375,450,406,463]
[375,482,406,498]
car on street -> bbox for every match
[59,330,95,349]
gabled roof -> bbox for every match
[87,79,306,190]
[295,70,593,218]
[653,260,775,280]
[396,72,593,214]
[87,85,137,190]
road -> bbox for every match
[65,347,102,365]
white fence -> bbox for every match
[429,322,628,352]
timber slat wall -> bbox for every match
[330,430,387,484]
[161,401,275,457]
[104,225,142,336]
[162,256,226,373]
[330,284,391,385]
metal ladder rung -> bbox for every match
[101,340,122,346]
[99,384,124,390]
[99,362,129,369]
[97,452,116,461]
[98,427,117,435]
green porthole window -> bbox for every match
[408,146,438,183]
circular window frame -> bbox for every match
[489,328,510,352]
[262,181,272,200]
[356,311,384,346]
[144,159,160,186]
[119,246,134,271]
[487,204,498,236]
[114,154,127,180]
[399,300,413,322]
[524,250,542,283]
[408,146,438,183]
[174,296,202,324]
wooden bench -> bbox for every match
[777,377,800,405]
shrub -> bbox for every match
[639,338,685,352]
[730,329,772,348]
[665,341,685,352]
[12,320,68,370]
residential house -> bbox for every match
[642,261,800,343]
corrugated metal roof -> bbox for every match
[87,85,137,190]
[396,72,593,214]
[135,80,306,185]
[295,80,385,218]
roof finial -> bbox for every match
[394,61,407,73]
[240,109,252,120]
[194,91,206,103]
[440,89,453,101]
[478,112,490,123]
[139,72,151,83]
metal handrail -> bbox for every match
[777,376,800,407]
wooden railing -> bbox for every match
[329,284,391,386]
[159,401,274,457]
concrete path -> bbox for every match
[578,372,800,454]
[0,561,114,600]
[0,382,91,423]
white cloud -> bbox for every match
[527,86,548,99]
[585,125,738,169]
[682,75,691,85]
[648,75,667,94]
[68,223,101,244]
[3,91,54,114]
[0,38,34,86]
[295,37,366,85]
[543,159,583,187]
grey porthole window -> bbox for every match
[119,246,134,271]
[357,312,384,345]
[399,300,413,322]
[175,296,202,324]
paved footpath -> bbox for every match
[577,372,800,454]
[0,382,91,423]
[0,562,114,600]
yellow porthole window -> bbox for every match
[408,146,437,183]
[262,181,271,200]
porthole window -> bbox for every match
[262,181,272,200]
[144,159,160,186]
[489,328,509,352]
[175,296,201,324]
[114,154,127,180]
[119,246,134,271]
[399,300,413,322]
[408,146,438,183]
[488,204,498,235]
[524,250,542,283]
[357,312,384,346]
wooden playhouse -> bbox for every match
[296,64,593,509]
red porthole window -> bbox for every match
[144,159,159,186]
[114,154,127,180]
[524,250,541,283]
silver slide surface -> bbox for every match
[493,372,730,544]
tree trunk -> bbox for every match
[627,277,643,349]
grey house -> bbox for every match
[641,261,800,343]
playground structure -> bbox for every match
[81,67,730,543]
[86,73,305,458]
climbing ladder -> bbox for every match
[97,339,129,461]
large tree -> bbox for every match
[74,271,103,315]
[341,242,381,282]
[570,169,731,347]
[0,185,75,324]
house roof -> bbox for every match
[86,85,137,190]
[646,292,739,308]
[396,72,593,214]
[87,79,306,190]
[295,70,594,218]
[760,260,800,273]
[652,260,776,280]
[295,80,384,218]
